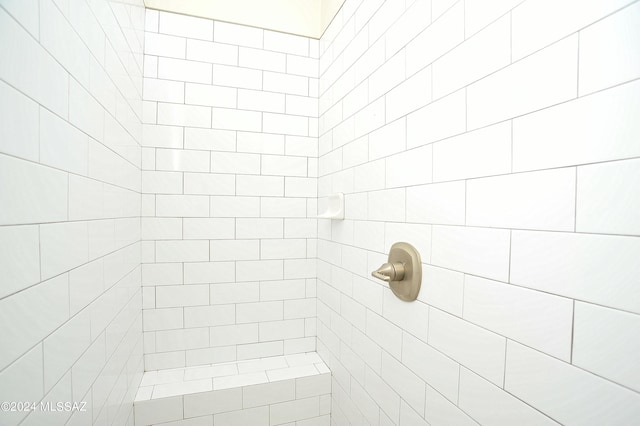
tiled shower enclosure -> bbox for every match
[0,0,639,425]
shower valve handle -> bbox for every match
[371,262,405,282]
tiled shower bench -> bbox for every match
[134,352,331,426]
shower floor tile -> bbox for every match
[135,352,329,401]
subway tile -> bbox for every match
[184,173,235,196]
[143,308,183,332]
[143,78,185,104]
[186,128,236,151]
[467,35,578,130]
[466,168,576,231]
[406,89,466,148]
[261,239,307,259]
[159,11,213,41]
[354,97,385,139]
[264,71,309,96]
[156,195,209,217]
[0,346,44,426]
[0,275,68,372]
[510,231,640,314]
[239,46,286,72]
[134,395,183,425]
[212,107,262,132]
[366,310,402,360]
[142,218,182,240]
[0,225,40,298]
[576,158,640,236]
[238,132,285,155]
[465,0,522,37]
[69,80,103,142]
[262,155,307,177]
[0,80,39,161]
[156,284,209,308]
[210,240,260,261]
[369,118,406,161]
[212,64,262,90]
[287,55,318,78]
[385,0,431,59]
[511,0,634,61]
[183,388,242,417]
[406,1,464,75]
[143,124,184,148]
[432,225,510,281]
[157,149,210,172]
[381,351,426,415]
[407,181,465,225]
[145,55,159,78]
[187,39,238,65]
[142,263,183,286]
[211,151,260,174]
[464,275,573,360]
[580,2,640,91]
[368,51,405,101]
[158,57,212,84]
[185,83,237,108]
[573,302,640,392]
[237,175,285,196]
[144,32,186,59]
[40,222,88,280]
[286,94,318,117]
[142,171,183,194]
[237,260,284,282]
[459,367,558,426]
[41,0,91,87]
[265,30,309,56]
[386,144,432,188]
[429,309,506,386]
[215,21,263,48]
[433,15,510,99]
[185,305,235,328]
[184,218,235,239]
[513,80,640,172]
[184,262,235,284]
[210,196,261,217]
[419,265,463,316]
[367,188,405,222]
[0,7,69,118]
[270,396,319,425]
[402,332,460,403]
[424,385,477,426]
[386,67,432,123]
[43,309,91,391]
[364,367,400,423]
[505,341,640,425]
[238,89,285,113]
[237,301,283,324]
[433,121,511,182]
[210,324,259,347]
[156,240,209,263]
[157,102,212,128]
[264,113,309,136]
[39,108,88,176]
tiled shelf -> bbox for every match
[134,352,331,425]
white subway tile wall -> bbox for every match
[0,0,145,426]
[318,0,640,425]
[142,10,319,371]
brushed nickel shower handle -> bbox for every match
[371,262,405,282]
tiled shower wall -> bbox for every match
[140,10,320,370]
[317,0,640,425]
[0,0,144,425]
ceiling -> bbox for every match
[143,0,345,39]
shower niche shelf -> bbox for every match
[318,193,344,220]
